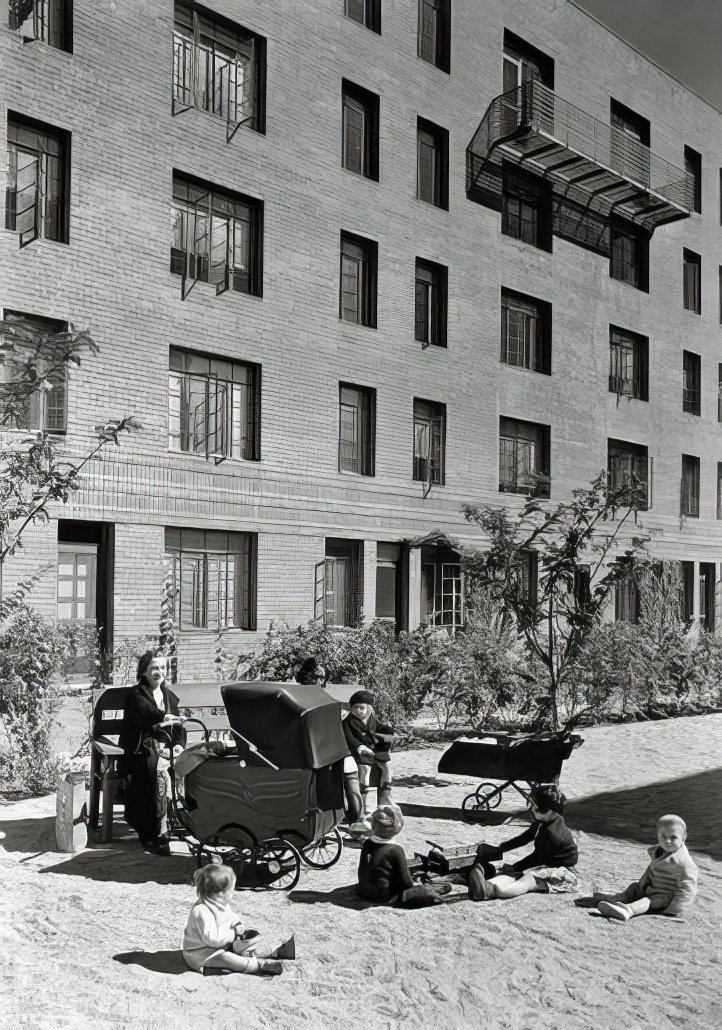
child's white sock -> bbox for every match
[597,901,633,921]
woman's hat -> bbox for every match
[349,689,373,706]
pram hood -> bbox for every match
[221,682,350,769]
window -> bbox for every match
[9,0,71,50]
[417,0,450,72]
[683,248,701,313]
[421,547,462,628]
[610,220,648,291]
[338,383,375,475]
[608,327,648,401]
[342,81,379,180]
[415,259,447,347]
[501,289,551,374]
[700,562,715,632]
[610,100,650,185]
[171,174,263,296]
[501,166,552,250]
[718,364,722,423]
[413,399,445,485]
[682,351,701,416]
[344,0,380,33]
[684,146,702,213]
[1,310,68,432]
[607,439,648,510]
[339,231,377,327]
[503,30,554,91]
[615,573,640,624]
[520,550,539,606]
[499,417,550,497]
[375,542,399,621]
[6,114,70,246]
[417,118,449,209]
[719,266,722,323]
[168,347,260,461]
[681,455,700,518]
[314,539,362,627]
[173,1,265,132]
[57,544,96,621]
[165,528,256,630]
[717,463,722,518]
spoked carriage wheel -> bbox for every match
[301,826,344,869]
[475,782,502,809]
[196,823,257,872]
[253,839,302,891]
[461,792,484,821]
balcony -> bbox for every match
[467,81,694,232]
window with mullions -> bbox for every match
[501,289,551,374]
[170,175,262,297]
[415,259,447,347]
[610,220,648,291]
[314,539,363,627]
[608,439,648,510]
[502,167,551,250]
[615,572,640,624]
[57,544,96,621]
[339,231,377,326]
[344,0,381,34]
[413,398,445,485]
[342,81,379,180]
[417,118,449,209]
[682,350,701,416]
[681,454,700,518]
[168,347,260,461]
[338,383,375,475]
[683,248,701,314]
[1,310,68,432]
[418,0,450,72]
[165,528,256,631]
[8,0,71,50]
[421,558,462,629]
[5,115,69,246]
[684,145,702,214]
[499,417,550,498]
[608,327,648,401]
[610,99,650,186]
[172,1,264,133]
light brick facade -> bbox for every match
[1,0,721,677]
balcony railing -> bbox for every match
[467,81,694,231]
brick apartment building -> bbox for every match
[1,0,721,679]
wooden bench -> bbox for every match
[88,681,359,843]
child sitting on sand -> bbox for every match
[594,814,698,922]
[468,783,578,901]
[183,864,296,976]
[357,804,451,909]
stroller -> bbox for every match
[163,682,349,890]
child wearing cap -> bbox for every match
[357,804,451,908]
[594,814,698,921]
[342,689,394,828]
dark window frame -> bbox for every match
[413,398,446,485]
[417,0,450,73]
[610,99,651,185]
[338,382,376,476]
[165,527,257,631]
[683,248,701,314]
[315,539,363,627]
[607,438,649,510]
[717,462,722,519]
[682,350,701,416]
[6,112,71,246]
[8,0,72,51]
[499,416,550,498]
[339,231,377,327]
[503,29,555,90]
[341,80,379,181]
[1,309,68,433]
[344,0,381,33]
[684,145,702,214]
[681,454,700,518]
[501,165,552,251]
[415,258,447,347]
[416,117,449,210]
[610,219,649,291]
[608,326,648,401]
[500,288,551,375]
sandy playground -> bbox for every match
[1,711,721,1030]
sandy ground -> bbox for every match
[1,713,721,1030]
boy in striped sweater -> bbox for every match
[595,814,698,922]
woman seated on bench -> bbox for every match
[118,652,186,856]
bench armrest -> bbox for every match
[93,738,124,758]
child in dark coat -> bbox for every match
[357,805,451,908]
[342,689,394,827]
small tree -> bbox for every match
[463,472,648,729]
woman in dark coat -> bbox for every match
[118,651,186,855]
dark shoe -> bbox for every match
[271,935,296,960]
[147,838,171,856]
[468,866,494,902]
[255,959,283,976]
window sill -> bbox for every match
[415,196,449,212]
[500,361,551,376]
[338,469,375,478]
[169,273,263,301]
[417,338,447,349]
[339,316,377,331]
[608,275,648,294]
[168,449,261,465]
[172,100,262,137]
[342,166,379,184]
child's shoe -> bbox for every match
[597,901,633,921]
[468,866,496,902]
[271,935,296,960]
[255,959,283,976]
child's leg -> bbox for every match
[598,897,651,921]
[357,763,371,817]
[376,760,392,807]
[489,873,544,899]
[397,883,452,909]
[343,762,364,823]
[203,952,282,976]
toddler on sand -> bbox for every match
[595,814,697,921]
[183,864,296,975]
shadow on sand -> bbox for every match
[38,842,198,885]
[113,950,189,975]
[398,801,512,826]
[565,768,722,861]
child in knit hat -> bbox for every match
[342,689,394,829]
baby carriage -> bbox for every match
[437,728,583,819]
[163,682,349,890]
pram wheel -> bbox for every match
[475,782,502,808]
[253,839,302,891]
[301,826,343,869]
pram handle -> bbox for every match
[228,727,280,771]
